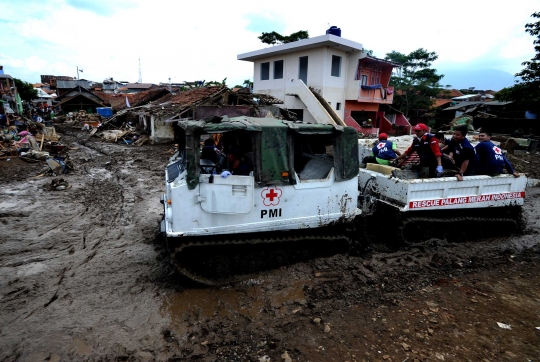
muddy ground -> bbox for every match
[1,128,539,362]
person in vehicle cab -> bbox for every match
[396,123,443,177]
[372,133,401,165]
[221,146,252,177]
[475,130,520,177]
[447,126,480,181]
[434,132,450,153]
[201,138,220,164]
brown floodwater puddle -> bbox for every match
[162,278,311,338]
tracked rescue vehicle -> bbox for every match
[161,116,360,284]
[161,116,528,284]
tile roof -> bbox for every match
[94,87,170,111]
[437,89,463,98]
[154,86,224,105]
[432,99,453,108]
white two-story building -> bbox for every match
[238,32,411,135]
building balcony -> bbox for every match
[358,85,394,104]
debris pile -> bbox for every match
[43,178,72,191]
[1,118,73,175]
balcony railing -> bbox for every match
[358,85,394,104]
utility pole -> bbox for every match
[77,66,83,80]
[138,59,142,83]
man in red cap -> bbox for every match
[396,123,443,177]
[372,133,401,165]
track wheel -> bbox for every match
[204,255,232,279]
[268,249,288,269]
[238,252,266,274]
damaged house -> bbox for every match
[55,85,107,114]
[104,86,284,143]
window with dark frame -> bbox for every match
[331,55,341,77]
[299,56,308,84]
[274,60,283,79]
[261,62,270,80]
[336,102,341,110]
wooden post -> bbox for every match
[40,134,45,151]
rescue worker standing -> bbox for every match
[372,133,401,165]
[447,126,480,181]
[396,123,443,177]
[475,130,520,177]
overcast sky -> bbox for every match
[0,0,537,90]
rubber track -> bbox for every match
[400,216,518,245]
[169,232,350,285]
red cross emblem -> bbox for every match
[493,146,502,155]
[377,142,385,149]
[261,186,282,206]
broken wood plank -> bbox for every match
[40,134,45,151]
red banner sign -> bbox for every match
[409,191,525,209]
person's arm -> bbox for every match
[455,159,469,181]
[396,144,413,160]
[391,142,402,157]
[429,138,442,157]
[429,138,442,170]
[503,157,519,177]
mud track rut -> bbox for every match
[0,133,174,360]
[1,128,539,361]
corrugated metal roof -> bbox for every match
[451,94,479,100]
[56,93,106,107]
[126,83,155,89]
[57,80,91,89]
[443,101,484,110]
[483,101,512,106]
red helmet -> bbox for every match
[414,123,429,131]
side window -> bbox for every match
[294,134,334,180]
[274,60,283,79]
[361,74,368,85]
[261,62,270,80]
[336,103,341,111]
[331,55,341,77]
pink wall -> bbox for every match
[395,113,412,135]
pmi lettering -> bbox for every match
[261,208,282,218]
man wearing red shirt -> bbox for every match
[396,123,443,177]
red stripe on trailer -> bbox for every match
[409,191,526,209]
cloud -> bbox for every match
[65,0,136,16]
[244,12,286,34]
[0,0,537,90]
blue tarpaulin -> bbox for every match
[361,84,383,90]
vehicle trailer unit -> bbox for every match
[359,165,527,212]
[358,164,527,244]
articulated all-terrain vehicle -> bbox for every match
[161,116,527,284]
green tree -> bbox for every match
[243,79,253,88]
[13,78,38,101]
[258,30,309,45]
[385,48,445,117]
[495,12,540,113]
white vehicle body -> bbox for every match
[161,116,361,238]
[162,169,359,237]
[359,165,527,212]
